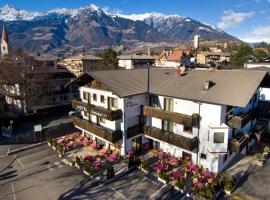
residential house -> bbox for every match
[118,54,155,69]
[197,52,231,65]
[68,68,267,173]
[61,54,103,77]
[156,51,192,68]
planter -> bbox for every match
[47,142,51,146]
[158,176,169,184]
[75,163,81,169]
[174,186,184,193]
[225,189,232,195]
[52,146,56,150]
[83,170,90,176]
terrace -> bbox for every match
[73,116,122,143]
[144,125,198,151]
[230,132,254,154]
[143,106,199,127]
[227,109,256,129]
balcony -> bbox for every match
[73,116,122,143]
[230,132,254,154]
[143,106,199,127]
[72,99,122,121]
[127,125,143,139]
[144,125,198,151]
[227,109,256,129]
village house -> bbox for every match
[118,54,155,69]
[197,52,231,65]
[68,68,268,173]
[156,50,192,68]
[61,54,102,77]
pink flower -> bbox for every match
[143,143,150,151]
[171,171,182,181]
[154,163,166,173]
[195,181,205,189]
[99,148,107,155]
[202,171,214,179]
[127,150,134,158]
[83,138,89,146]
[168,157,178,166]
[90,142,97,149]
[84,155,94,162]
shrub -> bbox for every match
[158,171,169,182]
[47,137,52,145]
[256,153,264,161]
[83,161,94,174]
[142,160,152,172]
[52,139,57,148]
[175,177,185,190]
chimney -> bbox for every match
[204,80,214,90]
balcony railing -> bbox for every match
[72,99,122,121]
[143,106,199,127]
[73,116,122,143]
[227,109,256,129]
[144,125,198,151]
[127,125,143,139]
[230,132,254,154]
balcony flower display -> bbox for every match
[184,161,192,172]
[90,141,97,149]
[82,138,89,146]
[157,150,166,159]
[57,138,65,144]
[84,155,94,162]
[154,163,167,174]
[127,150,135,158]
[191,164,199,174]
[65,142,74,151]
[99,148,108,155]
[92,160,103,169]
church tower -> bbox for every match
[1,22,9,59]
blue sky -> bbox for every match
[1,0,270,42]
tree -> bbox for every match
[102,48,118,70]
[255,49,268,59]
[200,45,210,52]
[230,45,254,66]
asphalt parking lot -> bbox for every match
[0,144,185,200]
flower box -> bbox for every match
[52,146,56,150]
[174,186,183,193]
[75,163,81,169]
[83,170,90,176]
[47,142,51,146]
[158,176,169,184]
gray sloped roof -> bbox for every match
[150,69,266,107]
[118,54,155,60]
[88,69,148,97]
[70,68,267,107]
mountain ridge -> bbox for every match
[0,4,239,54]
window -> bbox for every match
[150,95,159,107]
[200,153,207,160]
[83,92,88,100]
[93,93,97,101]
[162,120,173,132]
[112,98,118,108]
[100,95,105,103]
[213,132,224,143]
[164,98,173,112]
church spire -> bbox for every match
[2,22,8,43]
[1,21,9,58]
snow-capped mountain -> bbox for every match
[0,4,238,53]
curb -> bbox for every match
[7,142,47,155]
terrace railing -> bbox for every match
[72,99,122,121]
[144,125,198,151]
[73,116,122,143]
[143,106,199,127]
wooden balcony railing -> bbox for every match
[73,116,122,143]
[227,109,256,129]
[144,125,198,151]
[230,132,254,154]
[127,125,143,139]
[72,99,122,121]
[143,106,199,127]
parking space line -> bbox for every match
[14,155,24,169]
[108,186,128,200]
[149,184,166,199]
[11,182,16,200]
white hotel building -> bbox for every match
[68,68,269,173]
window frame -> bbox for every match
[213,132,225,144]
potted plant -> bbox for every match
[220,172,236,195]
[47,137,52,146]
[83,161,94,176]
[141,160,152,174]
[256,153,265,166]
[158,171,169,184]
[75,156,81,169]
[174,176,185,193]
[263,146,269,159]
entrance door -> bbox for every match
[132,136,142,153]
